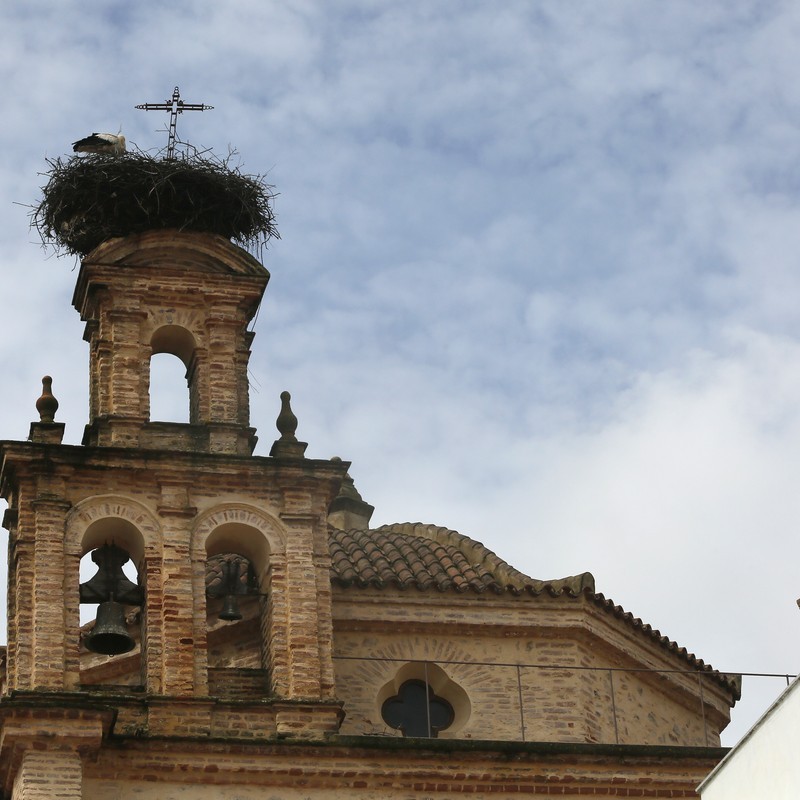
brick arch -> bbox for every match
[145,309,205,354]
[64,495,162,690]
[191,504,287,568]
[65,494,162,564]
[149,324,198,364]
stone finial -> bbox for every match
[269,391,308,458]
[35,376,59,423]
[328,457,375,531]
[29,375,66,444]
[276,391,298,442]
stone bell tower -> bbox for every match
[0,228,348,798]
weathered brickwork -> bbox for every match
[330,588,732,747]
[77,740,724,798]
[0,231,737,798]
[75,231,266,454]
[13,751,82,800]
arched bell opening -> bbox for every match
[149,324,197,424]
[78,518,145,687]
[204,522,272,698]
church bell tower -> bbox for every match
[0,224,348,797]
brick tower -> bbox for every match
[0,229,348,797]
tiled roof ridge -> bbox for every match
[328,522,595,597]
[375,522,596,596]
[590,592,742,699]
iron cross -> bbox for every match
[135,86,213,160]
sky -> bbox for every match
[2,0,800,746]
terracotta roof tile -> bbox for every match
[590,593,742,699]
[329,522,593,596]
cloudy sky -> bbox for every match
[3,0,800,744]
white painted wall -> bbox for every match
[699,678,800,799]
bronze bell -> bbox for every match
[85,599,136,655]
[207,555,254,622]
[219,594,243,622]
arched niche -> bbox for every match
[65,497,162,688]
[80,516,144,565]
[192,505,286,569]
[78,540,143,667]
[192,506,286,697]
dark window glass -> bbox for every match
[381,679,454,738]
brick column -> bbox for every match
[30,498,73,690]
[281,514,324,699]
[12,750,82,800]
[107,310,149,419]
[205,314,242,424]
[158,513,196,696]
[0,708,110,800]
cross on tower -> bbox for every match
[135,86,213,160]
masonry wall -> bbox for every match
[0,441,345,719]
[331,588,732,746]
[77,741,726,799]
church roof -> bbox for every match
[329,522,595,595]
[328,522,741,699]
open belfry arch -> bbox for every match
[0,143,740,798]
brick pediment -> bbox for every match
[84,230,268,277]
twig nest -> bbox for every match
[32,152,279,257]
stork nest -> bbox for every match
[32,152,279,257]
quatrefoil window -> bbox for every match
[381,679,454,738]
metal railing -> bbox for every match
[333,655,795,747]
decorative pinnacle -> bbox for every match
[276,391,298,441]
[35,376,59,423]
[330,457,364,501]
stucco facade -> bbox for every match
[699,677,800,799]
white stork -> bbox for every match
[72,132,126,155]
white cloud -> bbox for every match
[1,0,800,746]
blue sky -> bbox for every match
[3,0,800,744]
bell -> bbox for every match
[219,594,243,622]
[85,600,136,655]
